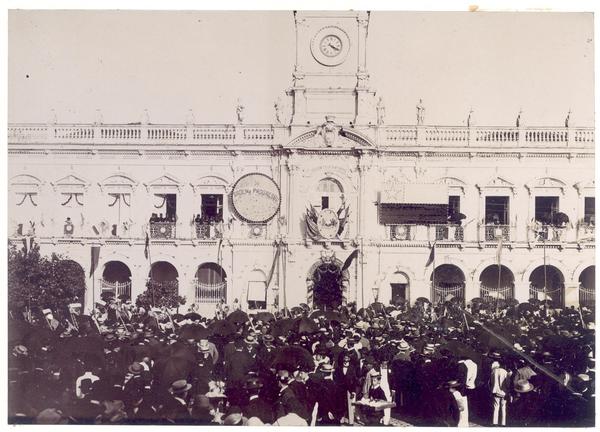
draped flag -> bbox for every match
[144,232,150,259]
[341,249,359,272]
[425,243,435,267]
[496,236,503,267]
[216,237,223,264]
[22,237,29,255]
[90,246,101,278]
[266,243,281,288]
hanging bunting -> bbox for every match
[74,193,84,206]
[108,193,120,207]
[154,194,167,209]
[16,193,38,207]
[60,193,73,206]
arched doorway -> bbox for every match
[479,265,515,301]
[431,264,465,305]
[102,261,132,300]
[195,262,227,304]
[579,266,595,308]
[529,265,564,307]
[148,261,179,294]
[307,259,350,310]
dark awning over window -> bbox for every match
[379,203,448,225]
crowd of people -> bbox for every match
[8,295,596,426]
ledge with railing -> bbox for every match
[101,280,132,299]
[382,125,594,148]
[194,279,226,304]
[7,123,276,146]
[8,123,594,149]
[576,222,595,242]
[388,224,464,242]
[527,224,567,243]
[150,221,176,239]
[195,221,223,240]
[481,224,513,242]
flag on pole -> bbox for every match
[341,249,359,272]
[22,237,29,255]
[90,246,101,278]
[496,236,503,267]
[266,243,281,288]
[425,243,435,267]
[144,232,150,259]
[216,237,223,264]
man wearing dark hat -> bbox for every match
[274,369,304,421]
[508,379,539,427]
[123,362,145,397]
[289,366,314,423]
[241,377,273,424]
[224,337,256,406]
[160,379,192,424]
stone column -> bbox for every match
[564,283,580,308]
[514,281,530,303]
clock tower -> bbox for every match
[287,11,377,128]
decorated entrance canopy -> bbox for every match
[379,183,449,225]
[231,173,281,223]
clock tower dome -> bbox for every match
[287,11,377,128]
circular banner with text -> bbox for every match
[231,173,281,223]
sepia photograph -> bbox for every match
[6,4,596,427]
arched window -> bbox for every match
[102,261,132,300]
[316,177,344,210]
[195,263,227,304]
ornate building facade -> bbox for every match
[8,11,595,316]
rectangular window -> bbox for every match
[165,194,177,221]
[201,194,223,222]
[247,281,267,310]
[485,196,509,225]
[584,197,595,224]
[391,283,407,305]
[448,195,460,217]
[321,196,329,209]
[535,196,559,224]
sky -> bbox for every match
[7,10,595,127]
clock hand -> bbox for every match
[328,43,340,51]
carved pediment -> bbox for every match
[10,174,43,195]
[100,174,138,191]
[486,176,514,188]
[435,176,467,194]
[191,175,230,193]
[476,176,515,195]
[51,174,89,191]
[144,174,182,192]
[574,180,595,196]
[287,117,374,149]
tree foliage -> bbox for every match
[135,280,186,310]
[8,244,86,316]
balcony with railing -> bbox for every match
[101,280,132,300]
[7,123,593,149]
[150,221,176,239]
[388,224,464,242]
[194,279,226,304]
[195,221,223,240]
[482,224,512,242]
[7,123,276,146]
[381,125,594,149]
[576,222,595,242]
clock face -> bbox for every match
[319,35,343,57]
[310,26,350,67]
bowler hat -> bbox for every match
[244,377,264,390]
[319,364,334,373]
[514,380,535,393]
[198,340,210,352]
[128,362,144,375]
[169,379,192,394]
